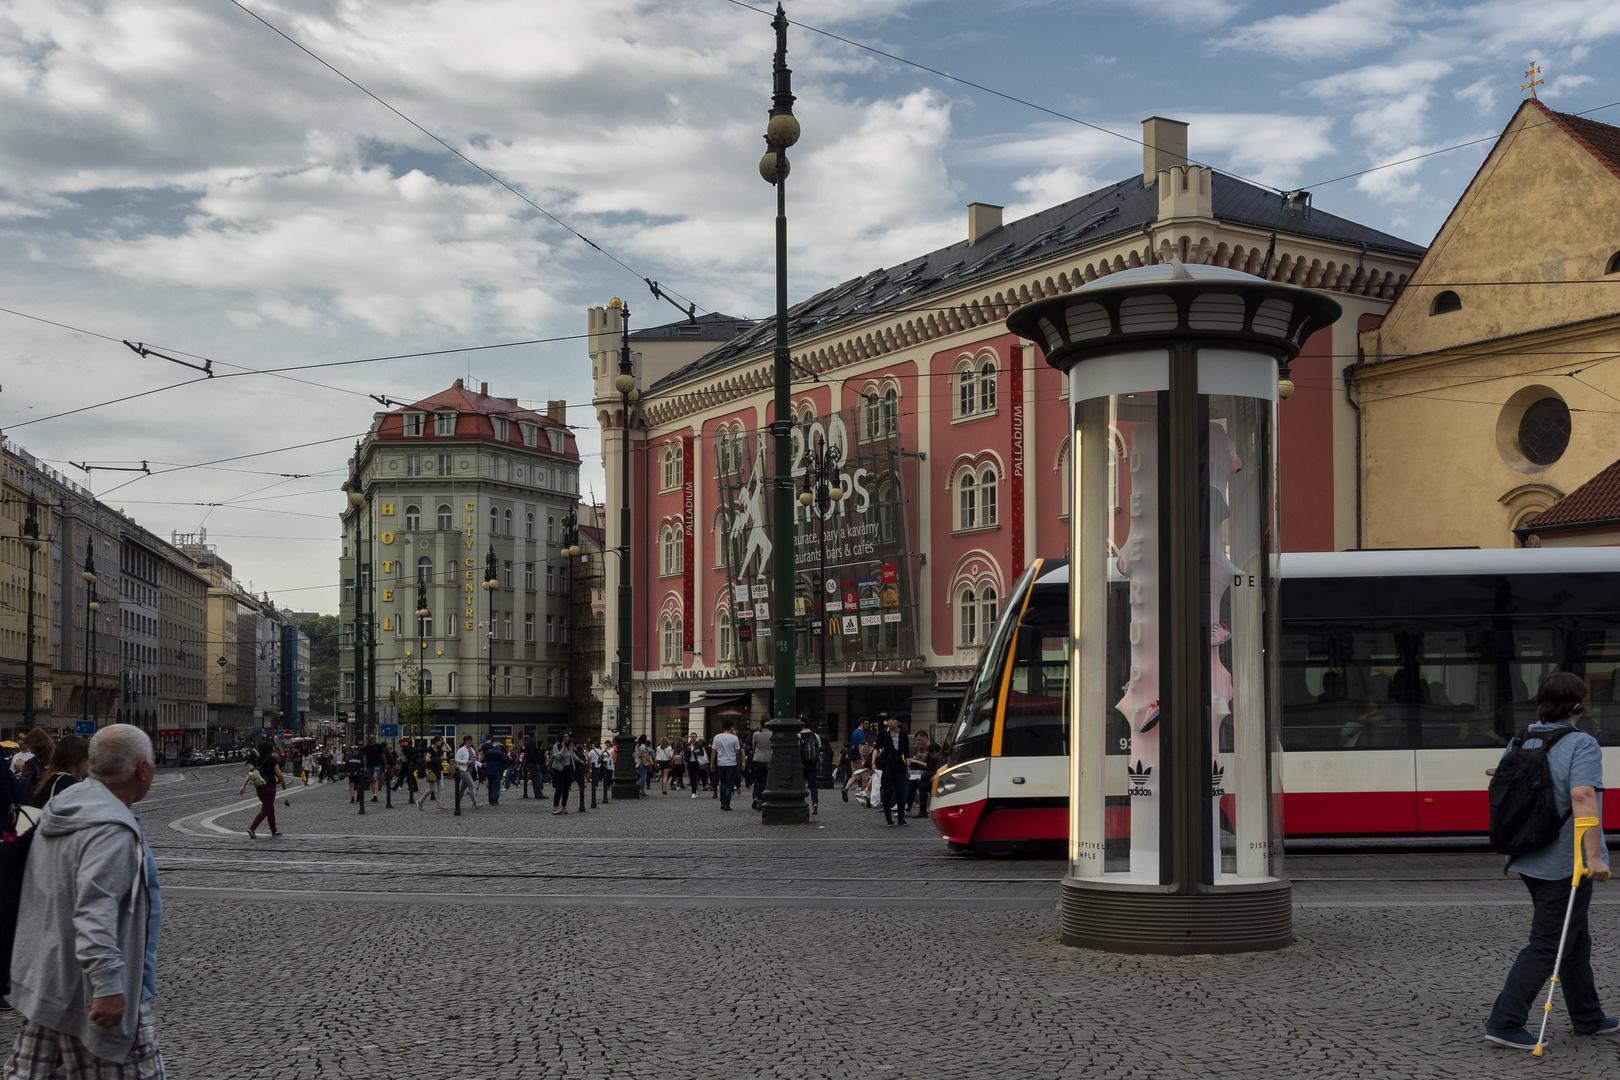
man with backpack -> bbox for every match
[1485,672,1616,1048]
[797,719,821,816]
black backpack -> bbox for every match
[798,731,819,769]
[1488,725,1579,858]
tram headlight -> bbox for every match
[933,759,985,798]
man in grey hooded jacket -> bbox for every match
[6,724,164,1078]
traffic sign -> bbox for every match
[74,720,96,736]
[379,723,400,739]
[216,656,228,668]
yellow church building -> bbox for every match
[1355,98,1620,549]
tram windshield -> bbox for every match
[948,563,1039,764]
[1001,582,1069,757]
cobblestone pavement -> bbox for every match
[5,765,1620,1078]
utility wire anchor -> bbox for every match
[124,340,213,376]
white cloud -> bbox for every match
[1178,112,1336,188]
[1543,73,1596,100]
[1454,76,1498,113]
[1220,0,1411,59]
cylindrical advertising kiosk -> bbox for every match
[1008,261,1340,954]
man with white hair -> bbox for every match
[6,724,165,1078]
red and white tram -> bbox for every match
[930,548,1620,853]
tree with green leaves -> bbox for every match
[392,655,436,735]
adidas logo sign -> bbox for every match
[1209,761,1226,798]
[1127,759,1153,797]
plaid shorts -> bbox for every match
[6,1002,166,1080]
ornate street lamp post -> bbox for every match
[610,298,641,801]
[347,451,369,815]
[81,537,98,729]
[22,496,41,729]
[758,3,808,824]
[798,434,842,782]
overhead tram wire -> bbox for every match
[221,0,706,323]
[0,304,596,429]
[716,0,1619,197]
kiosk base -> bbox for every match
[1060,877,1292,955]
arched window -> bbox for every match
[416,556,433,584]
[882,388,898,437]
[503,508,513,535]
[446,671,456,695]
[979,585,999,634]
[863,388,892,442]
[661,615,682,667]
[421,669,433,695]
[547,515,557,542]
[662,442,682,490]
[1430,290,1461,315]
[526,512,535,539]
[1607,251,1620,275]
[404,505,420,530]
[489,506,499,535]
[958,472,977,530]
[444,559,456,584]
[980,466,999,526]
[417,608,433,637]
[1058,439,1073,518]
[979,360,997,411]
[877,478,896,544]
[959,586,978,646]
[437,504,452,531]
[717,609,735,662]
[958,364,976,417]
[661,526,682,575]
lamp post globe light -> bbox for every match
[1006,260,1340,954]
[799,435,842,783]
[610,298,641,801]
[757,2,809,825]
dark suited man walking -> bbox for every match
[874,716,910,827]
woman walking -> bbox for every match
[655,738,675,793]
[29,734,87,807]
[418,736,445,809]
[239,740,287,839]
[550,734,579,815]
[11,729,52,798]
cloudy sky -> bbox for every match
[2,0,1615,611]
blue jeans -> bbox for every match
[637,763,649,794]
[752,761,770,807]
[486,765,503,804]
[1488,875,1605,1035]
[717,764,741,809]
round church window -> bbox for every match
[1518,398,1571,467]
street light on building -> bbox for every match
[610,297,641,801]
[757,2,808,825]
[798,434,842,781]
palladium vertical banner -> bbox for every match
[714,405,918,671]
[683,434,695,652]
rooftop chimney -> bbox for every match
[1142,116,1189,184]
[480,381,489,396]
[968,202,1003,245]
[547,400,566,423]
[453,378,464,389]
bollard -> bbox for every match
[453,772,462,817]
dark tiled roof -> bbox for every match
[1535,101,1620,182]
[652,171,1424,391]
[1525,457,1620,531]
[630,311,754,342]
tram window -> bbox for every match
[1577,629,1620,745]
[948,567,1036,764]
[1002,629,1068,757]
